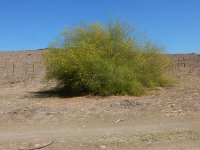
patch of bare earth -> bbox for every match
[0,51,200,149]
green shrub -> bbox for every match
[43,20,171,96]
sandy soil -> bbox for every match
[0,51,200,150]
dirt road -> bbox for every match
[1,119,200,150]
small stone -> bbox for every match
[155,87,162,91]
[115,118,125,123]
[178,110,182,113]
[100,145,106,149]
[166,114,170,117]
[19,146,25,150]
[46,112,51,115]
[170,104,175,108]
[34,144,40,147]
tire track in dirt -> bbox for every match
[1,120,200,142]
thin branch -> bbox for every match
[19,141,54,150]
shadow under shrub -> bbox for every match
[43,20,171,96]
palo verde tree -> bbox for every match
[43,19,171,96]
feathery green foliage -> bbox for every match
[43,19,171,96]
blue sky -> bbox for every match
[0,0,199,54]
